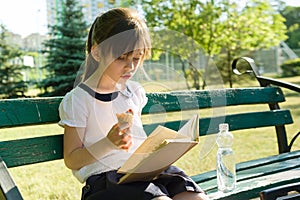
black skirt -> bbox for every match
[81,166,204,200]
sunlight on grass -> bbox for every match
[9,160,83,200]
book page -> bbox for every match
[117,114,199,179]
[133,126,182,154]
[119,126,183,172]
[178,114,199,141]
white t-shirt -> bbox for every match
[59,80,148,183]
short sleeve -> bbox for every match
[59,89,89,128]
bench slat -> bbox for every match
[0,97,62,128]
[143,87,285,114]
[0,135,63,168]
[0,87,285,128]
[144,109,293,135]
[260,182,300,200]
[209,168,300,200]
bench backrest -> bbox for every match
[0,87,293,169]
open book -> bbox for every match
[117,114,199,184]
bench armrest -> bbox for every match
[232,56,300,152]
[0,157,23,200]
[289,131,300,151]
[232,57,300,93]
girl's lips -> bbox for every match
[121,74,132,79]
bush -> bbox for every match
[280,58,300,77]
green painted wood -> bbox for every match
[0,97,63,128]
[144,110,293,136]
[192,150,300,200]
[142,87,285,114]
[192,150,300,184]
[0,135,63,168]
[260,182,300,200]
[0,88,285,128]
[207,167,300,200]
[197,151,300,193]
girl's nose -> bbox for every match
[125,60,134,70]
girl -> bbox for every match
[59,7,209,200]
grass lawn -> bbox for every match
[1,76,299,200]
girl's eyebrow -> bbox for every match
[121,50,144,58]
[133,50,145,57]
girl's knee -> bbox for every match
[151,196,172,200]
[173,192,210,200]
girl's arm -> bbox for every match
[63,124,132,170]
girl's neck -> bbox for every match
[97,81,126,93]
[83,70,127,93]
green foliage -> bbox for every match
[235,0,287,51]
[39,0,88,96]
[0,24,28,99]
[280,58,300,77]
[280,6,300,49]
[136,0,287,89]
[216,0,287,87]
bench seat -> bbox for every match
[192,150,300,199]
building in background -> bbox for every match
[46,0,119,27]
[6,32,23,47]
[23,33,48,51]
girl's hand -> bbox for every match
[107,123,133,150]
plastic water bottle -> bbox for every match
[216,123,236,192]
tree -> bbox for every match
[39,0,88,96]
[138,0,224,89]
[280,6,300,49]
[137,0,287,88]
[0,24,28,99]
[216,0,287,87]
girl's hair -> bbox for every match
[81,7,151,82]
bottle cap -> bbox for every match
[219,123,229,131]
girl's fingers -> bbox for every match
[107,123,132,149]
[119,122,130,130]
[120,140,133,150]
[119,127,130,135]
[118,134,132,150]
[119,134,131,144]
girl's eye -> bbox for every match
[117,56,126,60]
[133,57,141,62]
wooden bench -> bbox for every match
[260,182,300,200]
[1,57,299,200]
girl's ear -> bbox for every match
[91,45,100,62]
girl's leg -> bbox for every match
[173,191,210,200]
[151,196,172,200]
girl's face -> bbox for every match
[101,50,144,88]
